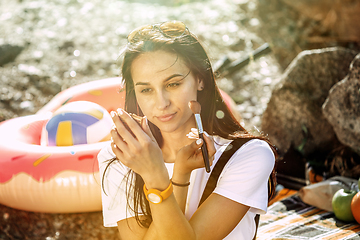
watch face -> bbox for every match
[148,193,162,204]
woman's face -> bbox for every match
[130,50,203,134]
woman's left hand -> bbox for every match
[173,130,216,177]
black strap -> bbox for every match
[253,214,260,239]
[198,138,250,207]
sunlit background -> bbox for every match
[0,0,282,130]
[1,0,360,239]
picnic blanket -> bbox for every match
[257,194,360,240]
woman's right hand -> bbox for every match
[110,109,169,188]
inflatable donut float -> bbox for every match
[0,77,240,213]
[0,78,124,213]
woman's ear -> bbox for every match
[197,78,204,91]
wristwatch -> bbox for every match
[143,181,173,204]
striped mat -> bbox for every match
[258,194,360,240]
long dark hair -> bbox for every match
[104,22,277,228]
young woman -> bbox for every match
[98,20,276,240]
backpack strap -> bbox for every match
[198,138,251,207]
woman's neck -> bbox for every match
[161,129,193,163]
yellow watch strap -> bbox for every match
[143,181,173,203]
[160,181,173,200]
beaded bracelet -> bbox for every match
[170,178,190,187]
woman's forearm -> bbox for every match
[171,173,191,213]
[144,194,196,240]
[140,173,195,240]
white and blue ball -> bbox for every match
[41,101,113,146]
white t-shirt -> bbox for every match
[98,137,275,240]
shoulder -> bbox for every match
[97,144,132,227]
[98,143,116,164]
[213,138,275,213]
[215,138,275,176]
[231,139,275,169]
[234,139,275,159]
[213,137,275,163]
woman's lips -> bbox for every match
[156,113,176,122]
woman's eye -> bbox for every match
[140,88,152,93]
[167,82,181,88]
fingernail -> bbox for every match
[111,111,116,117]
[204,131,209,137]
[144,116,148,125]
[186,133,196,139]
[196,138,203,145]
[186,132,198,140]
[191,128,198,133]
[117,108,123,115]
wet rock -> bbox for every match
[18,64,42,76]
[257,0,360,70]
[19,100,35,113]
[322,54,360,155]
[36,78,62,95]
[0,44,24,66]
[261,47,358,156]
[282,0,360,43]
[0,104,14,122]
[257,0,301,69]
[17,64,62,95]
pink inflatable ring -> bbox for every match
[0,78,124,213]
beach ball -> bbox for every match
[41,101,113,146]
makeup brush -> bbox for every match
[189,100,211,173]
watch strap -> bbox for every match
[143,181,173,204]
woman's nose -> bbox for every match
[156,91,170,110]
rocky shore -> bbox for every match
[0,0,283,128]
